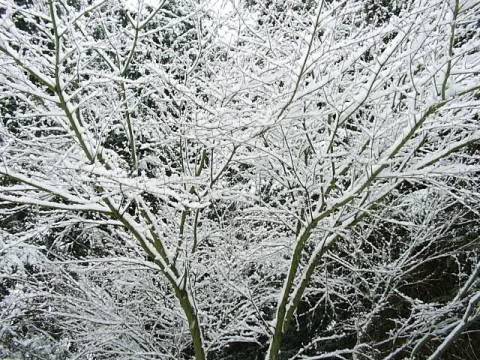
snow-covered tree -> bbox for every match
[1,0,479,359]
